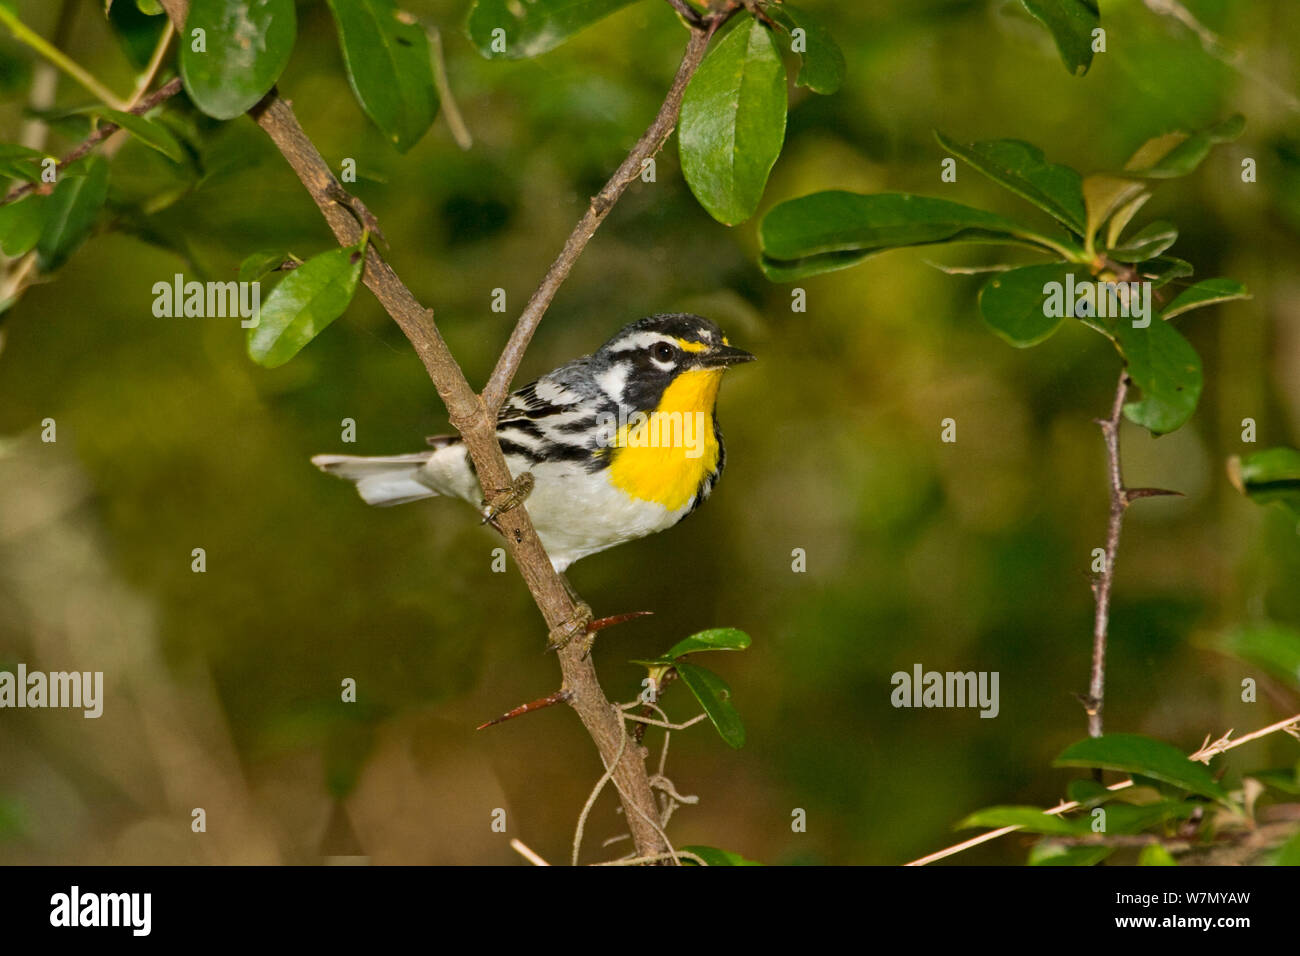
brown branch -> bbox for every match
[156,0,725,862]
[479,16,723,412]
[3,76,184,205]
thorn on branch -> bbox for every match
[476,688,572,730]
[1124,487,1184,504]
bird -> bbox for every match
[312,312,754,584]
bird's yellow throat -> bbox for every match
[607,368,723,511]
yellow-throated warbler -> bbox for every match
[312,313,754,573]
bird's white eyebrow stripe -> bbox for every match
[608,331,679,352]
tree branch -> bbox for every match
[157,0,723,862]
[480,21,717,411]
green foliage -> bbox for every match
[0,143,47,183]
[0,193,47,257]
[661,627,751,658]
[246,243,366,368]
[238,249,295,285]
[1054,734,1231,804]
[98,108,185,163]
[759,120,1248,437]
[466,0,641,60]
[1020,0,1100,76]
[1229,447,1300,520]
[765,3,845,95]
[679,19,787,226]
[36,156,109,271]
[1213,623,1300,688]
[957,806,1080,835]
[633,627,751,749]
[326,0,439,152]
[1138,843,1178,865]
[180,0,297,120]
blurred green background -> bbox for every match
[1,0,1299,865]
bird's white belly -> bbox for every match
[420,443,689,571]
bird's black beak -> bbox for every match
[700,343,756,368]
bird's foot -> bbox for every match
[546,602,593,655]
[481,472,535,525]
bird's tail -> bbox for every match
[311,452,438,507]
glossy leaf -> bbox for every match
[1054,734,1230,803]
[979,262,1085,347]
[680,19,787,226]
[466,0,639,60]
[0,194,47,256]
[675,661,745,749]
[1066,778,1111,806]
[1126,115,1246,179]
[180,0,297,120]
[1082,174,1144,242]
[36,156,109,271]
[1108,220,1177,262]
[1136,256,1193,289]
[0,144,48,184]
[1112,317,1203,435]
[247,244,365,368]
[956,806,1079,835]
[768,4,845,95]
[663,627,751,659]
[327,0,438,152]
[935,133,1086,234]
[1162,278,1249,319]
[759,191,1059,280]
[100,108,185,162]
[680,845,763,866]
[1020,0,1100,76]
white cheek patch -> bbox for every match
[595,363,630,401]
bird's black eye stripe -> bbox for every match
[652,342,676,362]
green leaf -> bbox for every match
[1105,191,1151,249]
[1108,220,1177,263]
[327,0,438,152]
[36,156,109,271]
[1138,843,1178,866]
[1028,842,1113,866]
[1136,256,1193,289]
[247,244,365,368]
[663,627,751,659]
[1162,278,1249,319]
[767,4,844,95]
[0,194,47,256]
[675,661,745,749]
[1214,623,1300,687]
[978,263,1084,348]
[759,191,1063,280]
[1020,0,1100,76]
[180,0,297,120]
[1112,317,1203,435]
[1082,174,1145,243]
[0,144,47,184]
[137,0,165,14]
[1126,115,1246,179]
[1067,778,1111,806]
[935,133,1086,234]
[956,806,1080,836]
[680,20,786,226]
[1054,734,1230,804]
[1100,800,1199,835]
[238,249,293,284]
[100,108,185,162]
[1229,447,1300,519]
[680,845,763,866]
[465,0,639,60]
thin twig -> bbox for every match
[3,77,184,204]
[480,18,723,411]
[427,25,472,150]
[905,711,1300,866]
[510,838,551,866]
[0,6,126,110]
